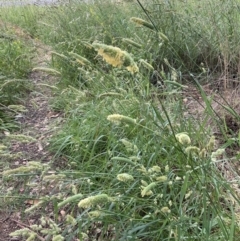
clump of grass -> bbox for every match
[0,22,34,130]
[0,37,33,78]
[2,0,240,240]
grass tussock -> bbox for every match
[0,0,240,240]
[0,22,34,130]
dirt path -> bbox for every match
[0,26,61,240]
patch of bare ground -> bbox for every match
[183,80,240,213]
[183,82,240,156]
[0,23,63,240]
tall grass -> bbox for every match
[0,22,33,130]
[2,0,240,83]
[1,0,240,240]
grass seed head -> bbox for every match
[68,51,91,66]
[206,136,215,151]
[2,162,44,177]
[122,38,142,48]
[211,148,225,161]
[176,133,191,145]
[141,182,156,197]
[66,215,77,226]
[148,165,161,173]
[117,173,134,182]
[92,43,139,73]
[120,138,138,153]
[25,200,45,213]
[130,17,155,30]
[43,174,66,181]
[161,206,171,213]
[10,228,30,237]
[32,67,61,76]
[52,235,64,241]
[158,32,169,42]
[199,148,207,158]
[78,194,110,208]
[139,59,154,71]
[5,134,36,143]
[185,146,200,156]
[156,175,168,182]
[107,114,137,125]
[88,210,102,218]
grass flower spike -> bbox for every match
[68,51,91,66]
[176,133,191,145]
[5,134,36,143]
[92,43,139,73]
[107,114,137,125]
[52,235,64,241]
[58,193,83,208]
[185,146,200,156]
[117,173,134,182]
[2,161,44,177]
[130,17,154,30]
[78,194,110,208]
[139,59,154,71]
[122,38,142,49]
[148,165,161,173]
[120,138,138,153]
[211,148,225,161]
[141,182,156,197]
[88,211,102,218]
[161,206,171,213]
[32,67,61,76]
[156,175,168,182]
[158,32,169,42]
[206,136,215,151]
[66,215,77,226]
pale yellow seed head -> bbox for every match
[78,194,109,208]
[141,182,156,197]
[139,59,154,71]
[148,165,161,173]
[122,38,142,49]
[176,133,191,145]
[120,139,138,153]
[66,215,77,226]
[52,235,64,241]
[141,180,148,187]
[88,210,102,218]
[130,17,154,30]
[211,148,225,161]
[107,114,137,125]
[185,146,200,155]
[117,173,134,182]
[199,148,207,158]
[92,43,138,73]
[161,206,171,213]
[206,136,215,151]
[156,175,168,182]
